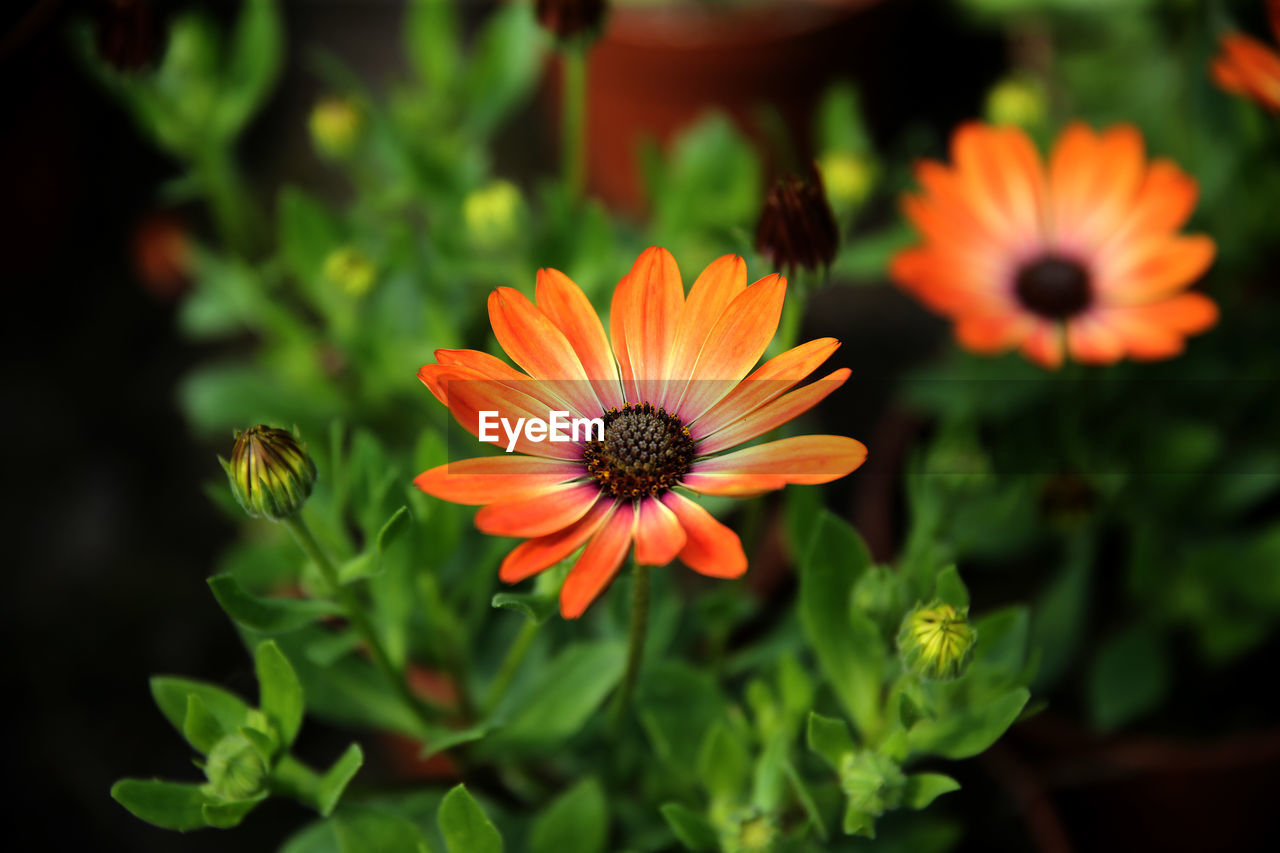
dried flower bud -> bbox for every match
[222,426,317,521]
[323,246,377,298]
[897,601,977,681]
[95,0,161,72]
[309,97,362,160]
[755,169,840,275]
[202,731,268,802]
[535,0,608,42]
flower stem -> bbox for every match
[484,618,540,714]
[269,754,323,809]
[561,47,588,202]
[283,515,441,731]
[194,145,258,257]
[611,561,651,729]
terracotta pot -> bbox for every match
[550,0,902,215]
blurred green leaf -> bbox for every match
[316,744,365,817]
[214,0,284,138]
[111,779,211,831]
[697,720,751,802]
[530,778,608,853]
[438,784,502,853]
[463,1,543,133]
[151,676,250,744]
[660,803,718,852]
[334,805,430,853]
[932,565,969,610]
[903,773,960,810]
[339,506,409,584]
[406,0,460,92]
[208,574,343,633]
[1087,623,1170,731]
[182,694,226,755]
[807,711,856,771]
[815,81,873,155]
[907,688,1028,760]
[255,640,304,748]
[490,590,557,625]
[202,792,268,829]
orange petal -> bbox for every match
[1217,35,1280,110]
[560,503,636,619]
[677,274,787,422]
[698,368,851,454]
[1101,160,1199,251]
[488,287,600,417]
[667,254,749,390]
[952,123,1046,248]
[615,247,684,407]
[680,472,787,497]
[536,268,625,409]
[432,367,582,459]
[1066,315,1125,365]
[1050,123,1145,252]
[954,312,1033,354]
[1020,321,1065,369]
[1099,234,1215,304]
[661,492,747,578]
[1103,292,1218,363]
[414,456,585,505]
[499,500,615,583]
[475,482,601,538]
[609,271,640,403]
[692,337,841,437]
[694,434,867,484]
[421,351,539,406]
[634,497,687,566]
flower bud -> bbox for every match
[817,151,875,213]
[309,96,362,160]
[203,731,268,801]
[755,168,840,275]
[719,807,778,853]
[897,601,977,681]
[985,76,1048,130]
[222,426,317,521]
[535,0,608,42]
[464,180,523,248]
[323,246,377,298]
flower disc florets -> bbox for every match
[1015,255,1092,320]
[583,402,695,499]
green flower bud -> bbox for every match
[897,601,977,681]
[853,566,909,634]
[322,246,377,298]
[222,426,317,521]
[985,76,1048,130]
[463,180,523,248]
[203,731,268,801]
[719,807,779,853]
[309,96,362,159]
[818,151,876,213]
[839,750,905,817]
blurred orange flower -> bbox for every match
[415,248,866,618]
[1212,0,1280,112]
[891,123,1217,368]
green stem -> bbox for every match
[484,619,540,713]
[283,516,441,731]
[610,561,651,729]
[194,146,259,257]
[561,47,588,202]
[269,754,323,809]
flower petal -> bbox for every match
[692,337,840,437]
[1098,234,1215,304]
[1102,292,1218,361]
[475,482,602,538]
[667,254,748,397]
[634,497,687,566]
[429,367,582,459]
[614,247,684,407]
[680,472,787,497]
[697,368,851,454]
[536,268,625,409]
[414,456,585,505]
[661,492,747,578]
[499,500,616,583]
[561,503,637,618]
[693,434,868,484]
[489,287,600,417]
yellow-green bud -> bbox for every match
[203,732,268,801]
[463,180,523,248]
[719,807,778,853]
[322,246,377,297]
[309,96,361,159]
[222,426,317,521]
[985,76,1047,130]
[818,151,876,212]
[897,601,977,681]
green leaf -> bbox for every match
[908,687,1029,760]
[255,640,304,748]
[1087,623,1170,731]
[530,778,608,853]
[279,187,343,287]
[815,81,873,155]
[636,661,732,775]
[485,642,625,753]
[208,574,342,633]
[438,784,503,853]
[214,0,284,138]
[463,0,543,133]
[843,802,876,838]
[490,591,557,625]
[799,511,884,736]
[806,711,856,771]
[406,0,460,91]
[111,779,211,831]
[660,802,718,852]
[903,773,961,810]
[183,694,226,754]
[316,743,364,817]
[932,565,969,609]
[1031,534,1092,690]
[202,791,268,829]
[697,721,751,802]
[783,759,828,841]
[151,676,250,743]
[334,805,430,853]
[339,506,410,584]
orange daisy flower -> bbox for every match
[891,122,1218,368]
[1212,0,1280,112]
[415,248,867,618]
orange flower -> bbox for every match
[416,248,867,618]
[1212,0,1280,112]
[891,123,1218,368]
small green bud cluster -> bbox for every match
[202,731,269,802]
[222,425,317,521]
[897,601,977,681]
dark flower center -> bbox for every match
[584,403,696,499]
[1014,256,1092,320]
